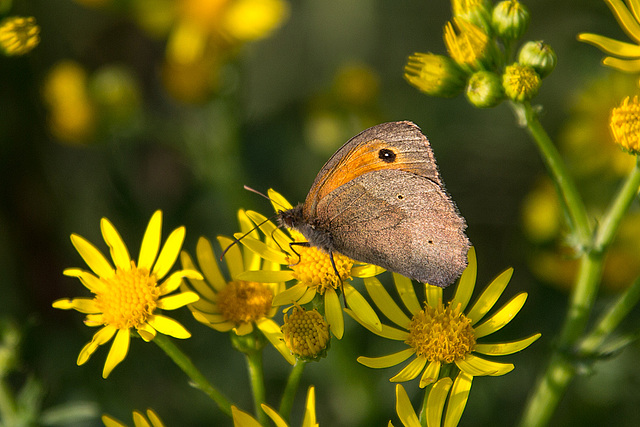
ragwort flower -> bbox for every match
[231,386,318,427]
[348,247,540,388]
[180,210,295,364]
[610,95,640,154]
[235,189,383,339]
[53,211,201,378]
[0,16,40,56]
[102,408,165,427]
[578,0,640,73]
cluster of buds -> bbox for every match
[404,0,556,108]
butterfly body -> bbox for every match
[278,121,470,288]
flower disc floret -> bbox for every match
[217,280,273,324]
[282,305,330,359]
[503,63,540,102]
[287,246,353,293]
[610,96,640,154]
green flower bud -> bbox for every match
[503,63,540,102]
[404,53,467,97]
[452,0,493,36]
[466,70,504,108]
[492,0,529,40]
[518,40,557,78]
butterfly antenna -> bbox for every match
[244,185,288,211]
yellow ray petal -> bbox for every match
[257,318,296,365]
[217,235,246,280]
[393,273,422,314]
[244,210,292,252]
[139,211,162,271]
[451,247,476,312]
[145,409,163,427]
[324,287,344,339]
[157,291,199,310]
[474,333,541,356]
[137,323,156,341]
[70,234,114,279]
[344,308,409,340]
[152,226,185,279]
[158,269,202,295]
[425,283,443,310]
[473,292,528,338]
[389,355,427,382]
[419,360,441,388]
[268,188,294,210]
[262,404,288,427]
[193,237,227,291]
[103,328,130,378]
[100,217,131,271]
[77,325,116,365]
[272,282,308,306]
[302,386,317,427]
[426,377,452,427]
[298,287,317,304]
[577,33,640,57]
[55,297,100,313]
[132,411,152,427]
[147,314,191,339]
[351,264,386,277]
[237,210,262,271]
[63,268,106,294]
[364,277,411,329]
[456,353,514,376]
[235,234,289,266]
[605,0,640,44]
[602,55,640,71]
[395,385,420,427]
[238,269,294,284]
[344,282,381,331]
[233,322,254,336]
[102,414,126,427]
[466,267,513,325]
[231,406,262,427]
[357,348,415,368]
[444,372,473,427]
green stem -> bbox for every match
[519,102,592,245]
[153,334,232,416]
[279,361,306,421]
[245,349,268,426]
[580,275,640,355]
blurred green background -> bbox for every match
[2,0,640,425]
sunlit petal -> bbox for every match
[192,237,227,291]
[426,377,452,427]
[103,328,130,378]
[324,287,344,339]
[605,0,640,44]
[268,188,294,210]
[262,405,288,427]
[137,323,156,342]
[419,360,441,387]
[181,251,218,300]
[139,211,162,271]
[425,284,443,310]
[474,333,541,356]
[272,283,308,306]
[352,264,386,277]
[345,309,409,340]
[456,353,514,376]
[357,348,415,368]
[152,226,185,279]
[100,217,131,271]
[63,268,106,294]
[473,292,528,338]
[70,234,114,278]
[602,55,640,71]
[390,355,427,382]
[466,268,513,325]
[444,372,472,427]
[147,314,191,339]
[257,318,296,365]
[238,269,294,283]
[365,277,411,329]
[236,234,289,266]
[393,273,422,314]
[395,385,421,427]
[577,33,640,57]
[158,269,202,295]
[231,406,262,427]
[344,282,381,331]
[451,247,476,312]
[52,297,100,313]
[157,292,199,310]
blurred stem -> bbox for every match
[0,379,18,427]
[245,349,268,426]
[153,334,232,416]
[279,360,306,421]
[517,102,592,245]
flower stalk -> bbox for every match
[279,360,307,421]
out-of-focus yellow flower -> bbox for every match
[42,61,96,145]
[578,0,640,73]
[521,179,562,243]
[223,0,289,41]
[610,95,640,154]
[502,63,540,102]
[332,63,380,107]
[444,17,491,72]
[391,381,472,427]
[452,0,492,35]
[231,386,318,427]
[102,408,166,427]
[404,53,467,97]
[0,16,39,56]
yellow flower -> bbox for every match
[443,17,490,72]
[231,386,318,427]
[222,0,289,41]
[0,16,40,56]
[180,210,295,364]
[348,247,540,388]
[391,380,472,427]
[235,189,383,340]
[578,0,640,73]
[610,95,640,154]
[53,211,201,378]
[102,408,165,427]
[281,304,330,359]
[403,53,467,97]
[502,63,541,102]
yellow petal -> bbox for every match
[77,325,116,365]
[577,33,640,57]
[364,277,411,329]
[602,55,640,71]
[344,282,381,331]
[231,406,262,427]
[298,287,317,304]
[218,235,246,279]
[152,226,185,279]
[262,404,288,427]
[357,348,415,368]
[195,237,227,291]
[267,188,294,210]
[181,252,218,301]
[235,234,289,266]
[444,372,473,427]
[473,292,528,338]
[324,287,344,339]
[393,273,422,314]
[466,267,513,325]
[147,314,191,339]
[63,268,106,294]
[345,308,409,340]
[455,353,514,376]
[137,323,156,342]
[138,211,162,270]
[426,377,452,427]
[451,246,476,312]
[272,282,307,305]
[302,385,317,427]
[237,210,262,271]
[605,0,640,44]
[474,333,541,356]
[233,322,254,336]
[145,409,164,427]
[157,291,199,310]
[70,234,114,278]
[395,385,421,427]
[419,360,441,388]
[103,328,130,378]
[389,355,427,382]
[628,0,640,23]
[192,311,226,324]
[57,298,100,313]
[257,318,296,365]
[102,414,127,427]
[238,269,294,283]
[132,411,152,427]
[244,210,292,253]
[351,264,386,277]
[158,269,203,295]
[100,217,131,271]
[425,283,443,310]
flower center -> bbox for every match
[217,280,273,324]
[281,305,330,358]
[287,246,353,294]
[405,302,476,363]
[610,95,640,154]
[503,63,541,102]
[96,261,160,330]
